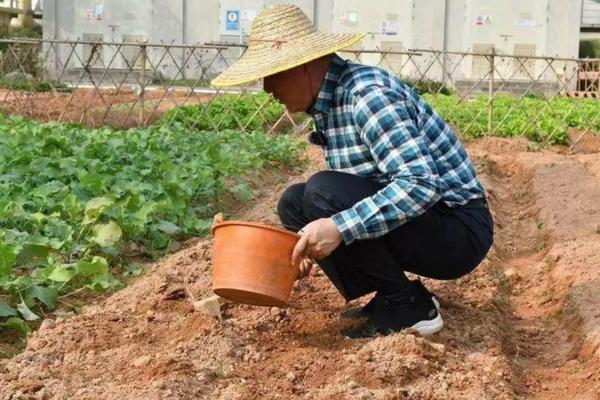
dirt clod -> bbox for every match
[193,296,222,319]
[133,355,152,368]
[38,319,56,332]
[162,287,187,301]
[270,307,282,317]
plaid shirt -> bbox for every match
[309,55,485,245]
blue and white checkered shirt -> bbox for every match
[309,55,485,245]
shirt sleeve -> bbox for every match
[331,85,442,244]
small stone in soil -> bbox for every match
[193,296,222,319]
[286,372,296,381]
[132,355,152,367]
[270,307,282,316]
[503,268,520,283]
[39,319,56,332]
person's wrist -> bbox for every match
[328,217,343,242]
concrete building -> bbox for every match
[581,0,600,40]
[41,0,584,85]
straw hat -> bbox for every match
[211,5,365,87]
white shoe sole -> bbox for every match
[410,313,444,335]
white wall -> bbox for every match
[41,0,584,81]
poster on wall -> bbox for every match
[382,14,399,35]
[241,10,257,24]
[515,19,536,28]
[95,4,103,20]
[86,5,95,20]
[86,3,104,21]
[475,15,492,26]
[226,10,240,32]
[339,11,358,26]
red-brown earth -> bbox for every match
[1,138,599,400]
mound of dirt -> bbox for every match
[1,140,599,400]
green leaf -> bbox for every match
[45,219,74,242]
[86,274,123,293]
[63,194,82,220]
[32,180,65,198]
[16,244,50,266]
[3,317,30,335]
[17,301,40,321]
[30,212,47,225]
[0,301,17,317]
[3,229,29,245]
[47,265,75,283]
[31,285,58,309]
[156,220,180,234]
[0,243,16,277]
[90,222,122,247]
[76,256,109,276]
[83,197,113,225]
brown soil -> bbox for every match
[568,128,600,155]
[1,139,599,400]
[0,88,213,129]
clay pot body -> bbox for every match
[212,221,301,307]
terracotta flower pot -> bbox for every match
[211,221,301,307]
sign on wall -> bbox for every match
[86,2,104,21]
[226,10,240,32]
[339,11,358,26]
[241,10,257,24]
[382,14,399,35]
[475,15,492,26]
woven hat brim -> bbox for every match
[211,32,365,87]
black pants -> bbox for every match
[277,171,494,301]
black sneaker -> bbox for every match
[412,279,441,311]
[339,294,380,320]
[343,284,444,339]
[340,280,440,320]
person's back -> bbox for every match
[343,61,484,201]
[311,55,485,213]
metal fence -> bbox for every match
[1,38,600,149]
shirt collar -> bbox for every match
[309,54,346,115]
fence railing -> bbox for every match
[1,38,600,149]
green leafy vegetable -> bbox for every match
[0,112,306,330]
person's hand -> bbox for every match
[291,218,343,266]
[298,257,314,279]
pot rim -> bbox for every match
[212,220,301,239]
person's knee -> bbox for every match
[305,171,339,193]
[303,171,339,219]
[277,183,304,224]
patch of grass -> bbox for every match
[0,78,70,93]
[162,79,210,88]
[537,219,545,230]
[514,186,528,200]
[213,361,226,379]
